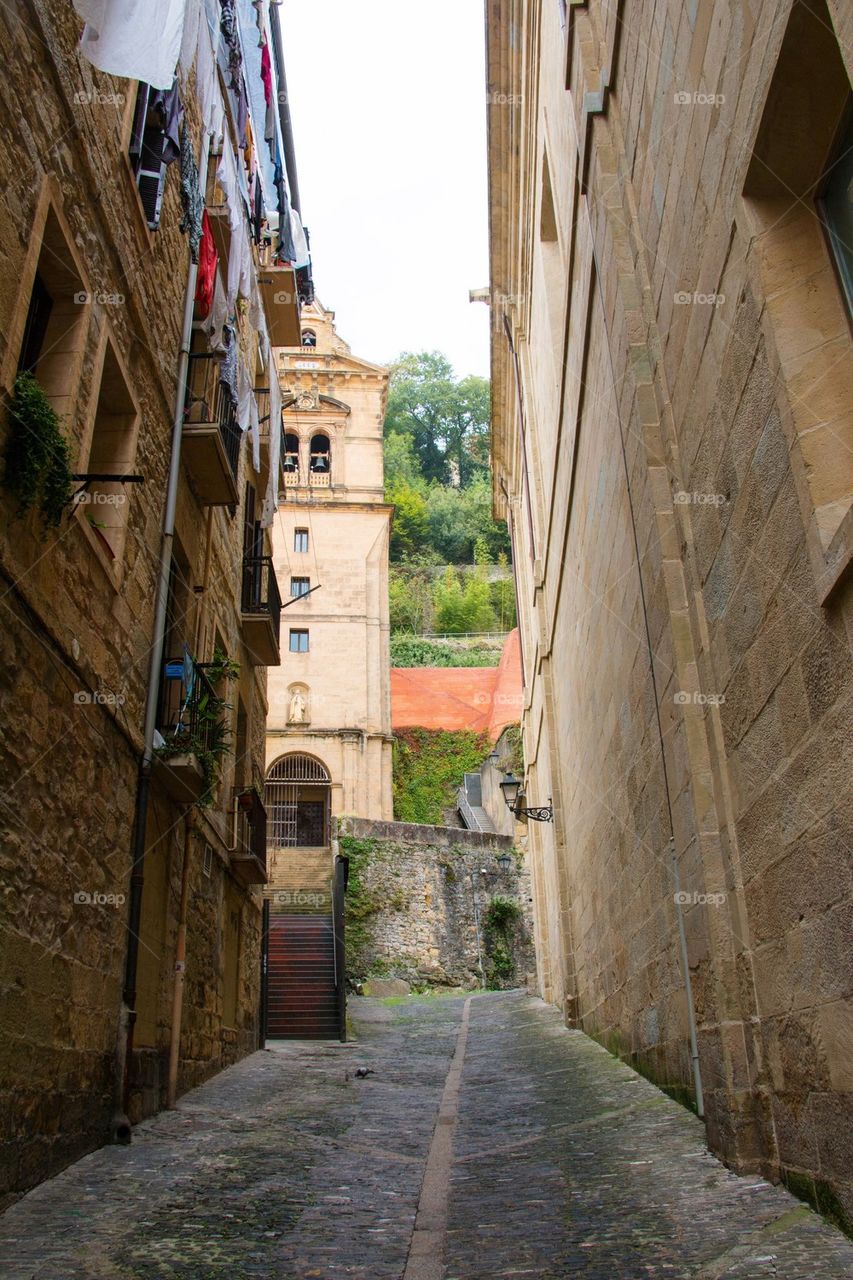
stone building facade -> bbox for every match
[0,0,309,1204]
[265,301,394,833]
[487,0,852,1226]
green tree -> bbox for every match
[388,483,430,561]
[432,566,498,634]
[384,352,491,487]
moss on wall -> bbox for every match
[392,728,492,824]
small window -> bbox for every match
[18,272,53,376]
[302,329,317,347]
[291,576,310,598]
[79,339,139,567]
[819,112,853,318]
[128,83,169,230]
[294,528,309,552]
[289,629,309,653]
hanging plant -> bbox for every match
[3,372,73,527]
[206,647,240,684]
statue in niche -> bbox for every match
[288,689,308,724]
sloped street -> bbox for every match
[1,992,851,1280]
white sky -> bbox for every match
[280,0,491,379]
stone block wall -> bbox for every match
[336,818,535,990]
[487,0,852,1229]
[0,0,273,1204]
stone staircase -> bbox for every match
[264,845,343,1041]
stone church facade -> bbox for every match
[265,302,394,848]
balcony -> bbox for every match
[231,788,268,886]
[241,555,282,666]
[182,354,241,506]
[152,656,218,805]
[256,259,301,347]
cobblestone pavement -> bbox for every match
[1,991,852,1279]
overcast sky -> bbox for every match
[280,0,491,379]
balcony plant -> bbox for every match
[155,651,239,807]
[3,372,73,527]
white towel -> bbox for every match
[74,0,187,90]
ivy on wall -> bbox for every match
[3,373,73,527]
[484,894,523,988]
[393,728,493,825]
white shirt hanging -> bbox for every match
[74,0,187,91]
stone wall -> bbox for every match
[487,0,852,1229]
[0,0,276,1204]
[336,818,535,990]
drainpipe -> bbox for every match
[167,811,194,1108]
[269,9,301,214]
[115,137,211,1139]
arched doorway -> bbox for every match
[265,753,331,848]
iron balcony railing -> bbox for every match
[184,353,242,481]
[242,555,282,638]
[157,654,218,755]
[235,789,267,872]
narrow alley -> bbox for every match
[2,992,851,1280]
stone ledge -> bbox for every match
[337,816,514,851]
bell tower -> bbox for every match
[264,300,394,839]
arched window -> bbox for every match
[283,432,300,474]
[309,433,330,479]
[302,329,317,348]
[265,754,331,848]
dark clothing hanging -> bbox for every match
[178,124,205,263]
[220,325,239,406]
[150,78,183,166]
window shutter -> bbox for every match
[137,125,167,230]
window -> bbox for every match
[819,112,853,318]
[4,196,90,428]
[302,329,317,347]
[18,272,53,376]
[78,337,139,570]
[294,528,309,553]
[289,629,309,653]
[742,0,853,576]
[128,83,169,230]
[291,576,310,598]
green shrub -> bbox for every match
[3,373,73,526]
[393,728,492,824]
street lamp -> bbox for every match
[500,771,553,823]
[496,850,512,871]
